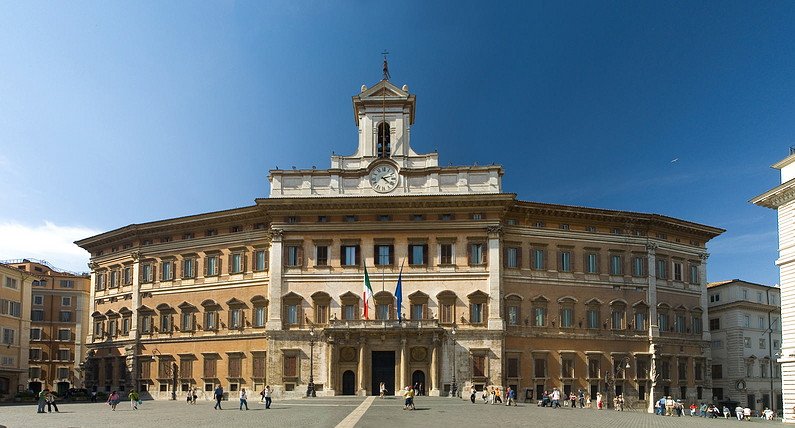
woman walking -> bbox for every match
[239,388,249,410]
[45,390,59,413]
[261,385,272,409]
[107,391,120,411]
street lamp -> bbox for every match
[605,357,631,409]
[152,349,177,400]
[450,325,457,398]
[306,326,316,398]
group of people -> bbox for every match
[467,385,517,406]
[655,398,777,420]
[211,384,272,410]
[401,385,416,410]
[35,388,59,413]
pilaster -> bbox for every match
[646,243,658,338]
[486,225,503,330]
[267,229,284,330]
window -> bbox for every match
[534,221,545,228]
[709,293,720,303]
[505,247,519,268]
[229,252,244,274]
[656,259,668,279]
[742,289,748,299]
[560,307,574,328]
[30,328,42,340]
[123,266,132,285]
[562,358,574,378]
[743,315,751,328]
[636,359,649,379]
[440,302,454,324]
[658,313,669,332]
[506,218,518,225]
[122,317,130,335]
[473,355,486,378]
[774,339,780,349]
[58,349,70,361]
[141,263,154,283]
[627,256,643,277]
[675,313,686,333]
[673,262,683,281]
[470,303,484,324]
[95,273,106,290]
[660,360,670,379]
[469,243,485,265]
[140,315,152,333]
[759,316,765,329]
[588,359,600,378]
[534,358,547,378]
[61,296,72,307]
[229,356,242,378]
[341,245,360,266]
[409,244,428,266]
[316,245,329,266]
[229,308,242,329]
[33,295,44,305]
[109,270,118,288]
[60,279,74,288]
[286,304,299,325]
[31,309,44,321]
[181,258,195,279]
[472,213,483,220]
[746,362,754,377]
[611,228,622,235]
[29,367,41,379]
[205,256,219,276]
[559,251,571,272]
[30,348,41,360]
[317,216,328,223]
[4,277,18,289]
[1,328,14,346]
[758,292,763,303]
[315,304,328,324]
[709,318,720,331]
[507,357,520,378]
[585,253,598,274]
[744,337,751,348]
[692,316,703,334]
[610,255,623,275]
[695,361,703,380]
[58,329,70,341]
[203,358,217,378]
[507,304,520,326]
[586,225,597,232]
[678,360,687,380]
[254,250,268,271]
[411,304,424,320]
[160,313,173,333]
[181,312,194,331]
[439,243,453,265]
[611,308,624,330]
[287,216,299,224]
[760,338,766,349]
[533,306,546,327]
[59,311,72,322]
[205,229,218,237]
[379,214,391,221]
[283,355,297,378]
[376,122,390,157]
[286,244,303,267]
[532,248,545,270]
[587,307,599,329]
[375,244,393,266]
[412,214,424,221]
[204,311,218,330]
[689,264,699,284]
[253,306,266,327]
[635,310,647,331]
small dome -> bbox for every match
[361,84,367,92]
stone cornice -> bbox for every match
[257,193,516,212]
[751,177,795,209]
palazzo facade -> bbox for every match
[77,76,723,411]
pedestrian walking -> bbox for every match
[262,385,272,409]
[380,382,386,398]
[596,392,603,410]
[36,389,47,413]
[213,384,224,410]
[723,405,730,419]
[578,389,585,408]
[470,386,476,404]
[735,405,744,420]
[128,390,140,410]
[239,388,248,410]
[107,391,120,411]
[45,390,59,413]
[191,388,198,404]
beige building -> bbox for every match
[706,279,781,414]
[2,259,91,395]
[0,263,33,400]
[76,74,723,411]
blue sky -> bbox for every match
[0,1,793,284]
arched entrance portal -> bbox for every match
[342,370,356,395]
[412,370,426,396]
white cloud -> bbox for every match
[0,221,100,273]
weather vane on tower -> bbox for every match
[382,50,390,81]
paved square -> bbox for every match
[0,397,781,428]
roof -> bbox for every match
[707,279,778,289]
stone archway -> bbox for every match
[342,370,356,395]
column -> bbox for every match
[486,225,503,330]
[327,338,336,395]
[358,337,367,395]
[430,337,439,395]
[86,262,98,343]
[266,229,284,330]
[400,338,408,389]
[646,244,658,338]
[130,254,141,384]
[698,253,710,341]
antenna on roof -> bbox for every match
[382,50,391,81]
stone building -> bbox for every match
[706,279,781,414]
[752,149,795,423]
[0,263,33,399]
[3,259,91,395]
[76,74,723,411]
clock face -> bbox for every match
[369,164,399,193]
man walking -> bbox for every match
[262,385,272,409]
[128,390,140,410]
[213,384,224,410]
[239,388,248,410]
[36,389,47,413]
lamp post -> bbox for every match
[605,357,631,409]
[152,349,177,400]
[306,326,316,398]
[450,325,457,398]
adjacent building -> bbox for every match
[0,263,33,399]
[707,279,781,414]
[752,149,795,423]
[76,73,723,412]
[2,260,91,395]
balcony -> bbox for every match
[325,319,441,332]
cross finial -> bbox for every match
[382,50,391,81]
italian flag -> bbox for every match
[363,263,373,319]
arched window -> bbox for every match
[377,122,390,158]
